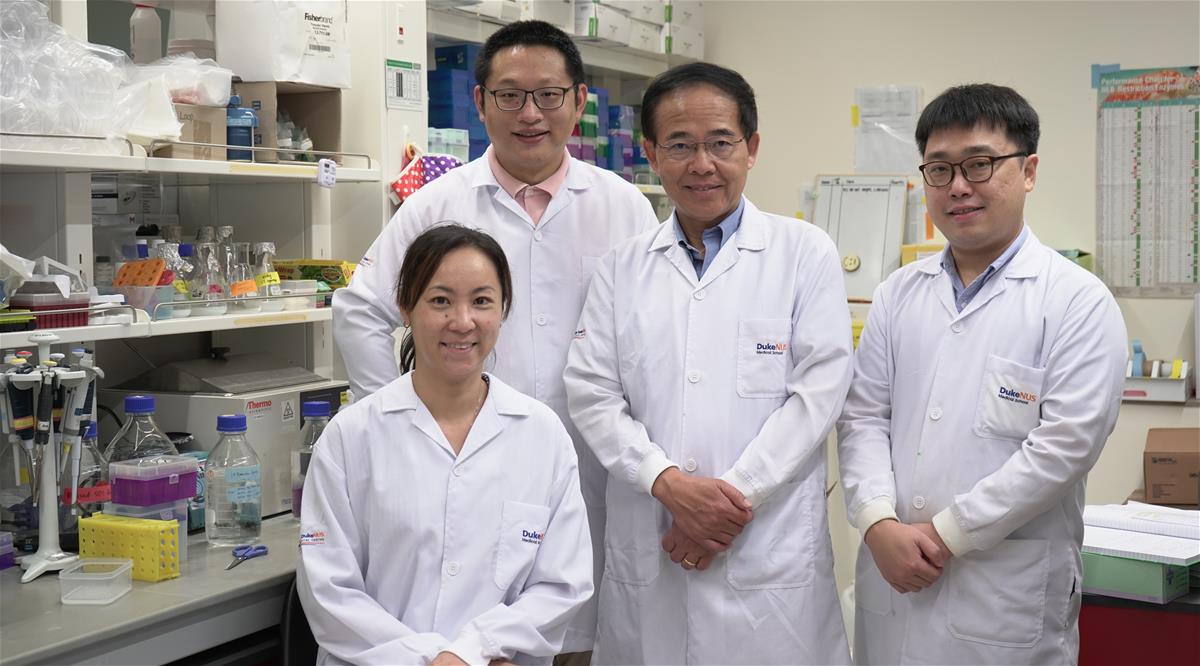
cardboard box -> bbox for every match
[274,259,356,289]
[1082,551,1190,604]
[232,82,342,163]
[91,174,162,215]
[659,21,703,58]
[158,104,227,161]
[626,17,662,52]
[215,0,350,89]
[607,1,665,25]
[520,0,573,30]
[575,2,632,44]
[1143,428,1200,506]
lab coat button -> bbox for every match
[951,322,964,333]
[929,407,943,421]
[535,314,547,326]
[533,230,544,242]
[684,458,698,472]
[687,372,700,383]
[452,466,463,477]
[694,290,705,300]
[912,496,927,510]
[446,561,460,576]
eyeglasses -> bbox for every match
[918,153,1028,187]
[657,138,745,162]
[481,85,576,111]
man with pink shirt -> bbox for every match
[333,20,659,662]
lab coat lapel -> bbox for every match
[956,232,1042,320]
[916,256,965,320]
[651,215,699,287]
[694,200,766,290]
[538,158,591,229]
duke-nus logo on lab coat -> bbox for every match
[521,529,544,545]
[998,385,1038,405]
[755,341,788,356]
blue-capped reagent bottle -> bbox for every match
[291,401,330,519]
[205,414,262,546]
[104,395,178,463]
[226,95,258,162]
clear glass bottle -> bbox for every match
[172,243,195,318]
[229,242,260,311]
[205,413,262,546]
[104,395,179,463]
[215,225,236,275]
[291,401,330,519]
[189,242,227,316]
[72,422,110,515]
[252,242,283,311]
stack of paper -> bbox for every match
[1083,503,1200,566]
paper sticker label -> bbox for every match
[225,466,261,484]
[227,484,262,502]
[230,279,257,297]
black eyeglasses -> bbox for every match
[918,153,1028,187]
[657,138,746,162]
[480,85,577,111]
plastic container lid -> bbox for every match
[302,401,331,418]
[108,455,198,480]
[179,243,193,257]
[124,394,156,414]
[217,413,247,432]
[85,422,97,438]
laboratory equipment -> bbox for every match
[129,3,162,64]
[205,413,262,546]
[251,242,283,311]
[109,456,198,505]
[104,395,178,463]
[228,242,260,311]
[226,96,257,162]
[59,558,133,605]
[188,242,227,316]
[225,543,268,570]
[291,401,329,519]
[79,513,180,581]
[172,243,194,318]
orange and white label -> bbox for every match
[230,279,257,297]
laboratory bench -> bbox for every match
[0,516,300,665]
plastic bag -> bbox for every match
[117,75,183,146]
[128,53,232,107]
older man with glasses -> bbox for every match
[838,84,1127,664]
[564,62,853,665]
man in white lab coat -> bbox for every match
[838,84,1128,664]
[564,62,853,664]
[333,21,658,660]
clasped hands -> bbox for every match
[651,468,753,572]
[863,519,952,593]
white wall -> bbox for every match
[703,0,1199,596]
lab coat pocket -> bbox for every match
[736,319,792,399]
[604,485,661,586]
[493,500,551,591]
[973,355,1045,441]
[947,539,1049,648]
[726,481,814,590]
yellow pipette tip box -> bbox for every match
[79,514,180,582]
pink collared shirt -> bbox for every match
[487,147,570,226]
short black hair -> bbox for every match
[641,62,758,144]
[474,20,585,87]
[915,84,1040,156]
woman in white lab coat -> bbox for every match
[297,225,593,666]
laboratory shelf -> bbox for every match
[428,9,694,79]
[0,148,381,183]
[0,307,332,347]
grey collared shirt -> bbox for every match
[941,225,1029,312]
[673,197,746,278]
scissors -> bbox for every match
[225,544,269,570]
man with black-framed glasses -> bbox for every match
[838,83,1127,664]
[334,20,658,666]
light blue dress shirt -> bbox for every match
[673,197,746,279]
[941,225,1029,312]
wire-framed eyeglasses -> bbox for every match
[657,138,746,162]
[918,153,1028,187]
[481,85,577,111]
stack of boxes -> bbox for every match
[570,1,704,58]
[660,1,704,59]
[608,105,636,181]
[431,44,489,161]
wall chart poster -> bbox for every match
[1096,67,1199,297]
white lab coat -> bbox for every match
[333,149,658,650]
[296,373,593,666]
[837,230,1127,665]
[564,199,854,665]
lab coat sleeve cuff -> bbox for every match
[933,507,974,557]
[718,468,757,507]
[444,630,490,666]
[854,499,899,536]
[637,451,677,496]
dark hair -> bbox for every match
[395,224,513,374]
[641,62,758,144]
[474,20,585,88]
[915,84,1040,156]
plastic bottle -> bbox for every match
[129,3,162,65]
[189,242,227,316]
[229,242,260,311]
[172,243,195,318]
[104,395,179,463]
[252,242,283,311]
[226,95,258,162]
[291,401,330,519]
[74,422,111,514]
[205,414,262,546]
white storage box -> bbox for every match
[660,21,703,58]
[610,1,665,25]
[60,558,133,605]
[575,1,632,44]
[520,0,573,30]
[477,0,522,22]
[626,17,662,52]
[665,0,702,28]
[215,0,350,89]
